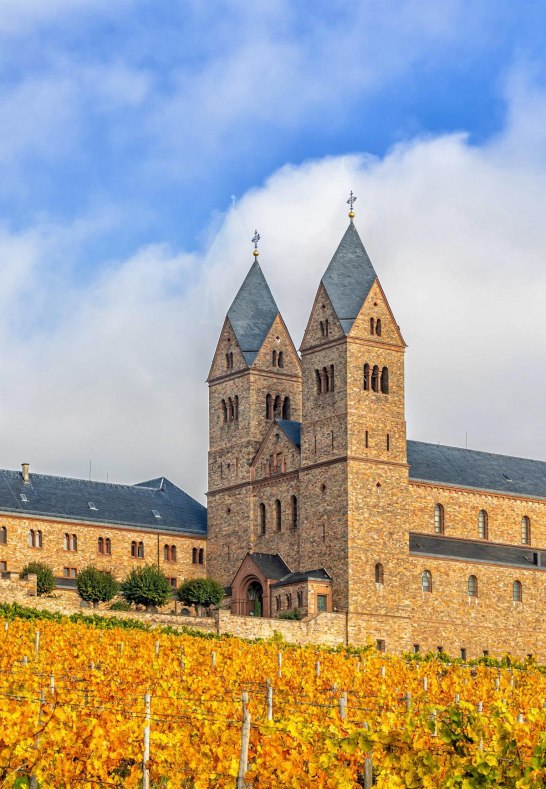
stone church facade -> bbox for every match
[207,213,546,659]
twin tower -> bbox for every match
[206,214,410,615]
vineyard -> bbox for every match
[1,609,546,787]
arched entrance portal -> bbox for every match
[246,580,263,617]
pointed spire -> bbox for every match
[227,258,279,366]
[321,221,377,334]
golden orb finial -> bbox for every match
[252,230,260,257]
[347,190,357,219]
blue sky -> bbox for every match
[0,1,545,496]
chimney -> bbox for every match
[21,463,30,483]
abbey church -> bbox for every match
[207,206,546,658]
[1,203,546,658]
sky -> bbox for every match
[0,0,545,502]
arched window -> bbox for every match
[370,317,375,335]
[286,593,292,609]
[386,433,390,451]
[105,538,111,555]
[171,545,177,562]
[422,570,432,593]
[192,547,198,564]
[324,319,329,337]
[274,395,282,418]
[276,595,281,611]
[131,541,137,557]
[272,350,277,367]
[376,319,382,337]
[521,516,531,545]
[315,369,322,395]
[478,510,488,539]
[375,563,384,585]
[297,590,303,608]
[63,533,69,550]
[468,575,478,598]
[266,394,273,419]
[37,531,42,548]
[28,529,35,547]
[320,320,325,337]
[233,395,239,421]
[221,399,227,423]
[259,503,266,535]
[365,430,369,448]
[326,364,334,392]
[282,397,291,420]
[371,365,380,392]
[98,537,104,555]
[434,504,444,534]
[198,548,204,565]
[363,363,370,391]
[164,544,170,561]
[278,351,284,368]
[226,352,233,370]
[291,495,298,529]
[381,367,389,394]
[513,580,522,603]
[0,526,6,544]
[137,541,144,559]
[275,499,282,532]
[70,534,77,551]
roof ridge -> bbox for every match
[0,468,170,491]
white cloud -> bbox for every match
[0,71,545,503]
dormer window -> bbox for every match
[152,510,161,519]
[20,494,28,502]
[88,501,97,511]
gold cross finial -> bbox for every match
[252,230,260,257]
[347,190,357,219]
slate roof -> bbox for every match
[410,533,545,570]
[227,260,279,365]
[0,469,207,535]
[407,441,546,501]
[276,419,301,448]
[250,553,291,580]
[272,568,332,588]
[321,222,378,334]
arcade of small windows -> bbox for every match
[363,364,388,394]
[28,529,43,549]
[225,351,234,370]
[315,365,335,394]
[370,317,382,336]
[221,396,239,423]
[64,533,77,551]
[131,541,144,559]
[433,505,533,545]
[272,350,284,368]
[320,319,330,338]
[265,394,291,420]
[97,537,112,555]
[164,544,177,562]
[192,547,205,565]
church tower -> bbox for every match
[207,237,302,586]
[298,197,410,613]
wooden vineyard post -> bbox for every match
[338,691,347,721]
[363,756,373,789]
[30,689,45,789]
[266,679,273,722]
[142,692,151,789]
[237,692,251,789]
[35,630,40,656]
[277,652,282,678]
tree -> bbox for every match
[20,562,55,596]
[176,578,224,615]
[76,566,119,608]
[120,565,171,610]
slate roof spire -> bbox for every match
[321,218,378,335]
[226,237,279,366]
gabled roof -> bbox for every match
[407,441,546,501]
[271,568,332,589]
[321,222,378,334]
[250,552,291,580]
[276,419,301,449]
[226,260,279,365]
[0,469,207,535]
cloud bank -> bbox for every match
[0,76,545,502]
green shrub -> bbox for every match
[76,566,119,607]
[176,578,224,615]
[109,599,132,611]
[19,562,55,596]
[120,565,171,610]
[278,608,303,620]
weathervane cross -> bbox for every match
[252,230,261,257]
[347,191,357,218]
